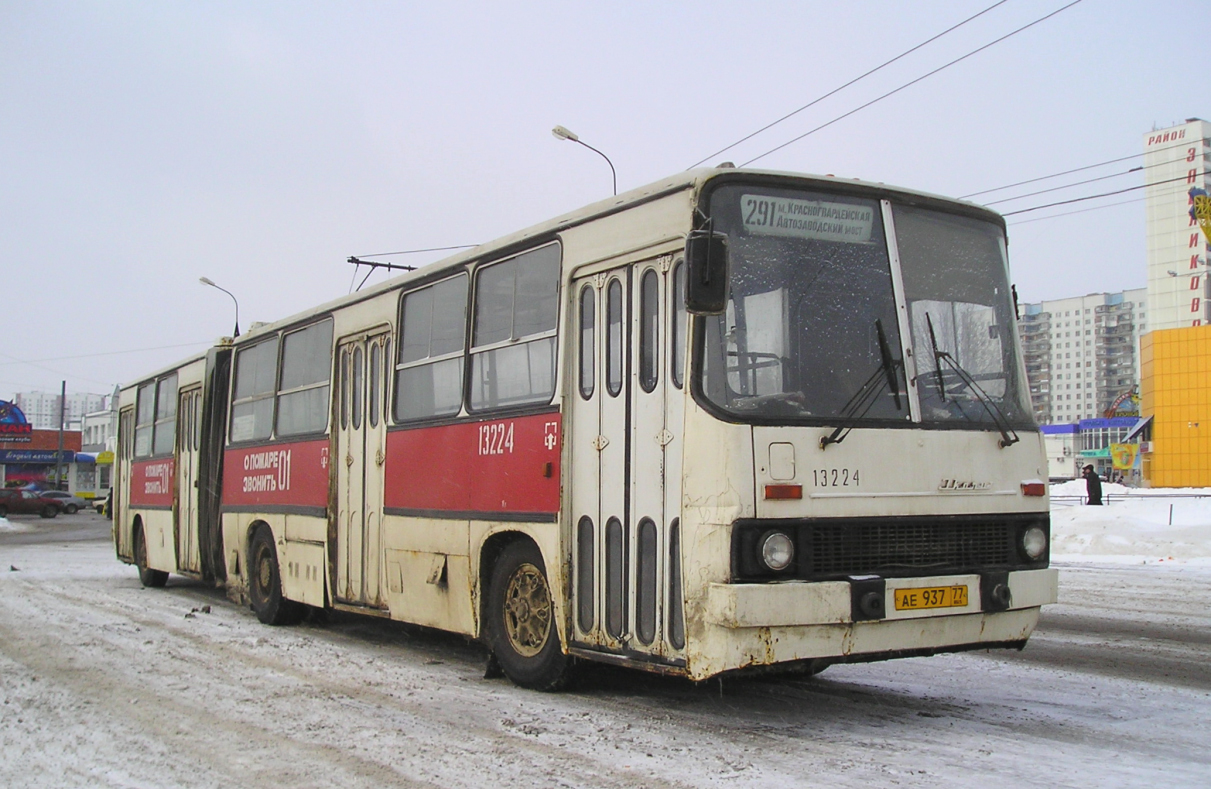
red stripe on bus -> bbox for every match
[384,413,561,516]
[222,439,330,509]
[129,458,175,507]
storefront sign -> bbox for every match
[0,449,76,464]
[0,400,33,437]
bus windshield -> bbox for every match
[700,183,1032,428]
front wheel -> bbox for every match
[486,541,571,691]
[248,527,303,626]
[0,504,8,518]
[65,504,78,514]
[40,505,58,519]
[134,524,168,587]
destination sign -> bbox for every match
[740,194,874,244]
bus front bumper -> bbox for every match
[693,568,1058,678]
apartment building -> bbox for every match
[1017,289,1146,425]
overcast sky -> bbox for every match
[0,0,1202,397]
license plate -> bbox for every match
[893,585,969,611]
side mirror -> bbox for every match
[684,229,729,315]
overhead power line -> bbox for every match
[0,342,213,367]
[353,245,478,258]
[960,137,1203,199]
[686,0,1011,169]
[1006,196,1144,226]
[984,166,1142,205]
[741,0,1085,167]
[1001,171,1209,216]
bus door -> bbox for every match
[175,387,203,573]
[570,254,684,658]
[335,331,390,608]
[116,406,135,556]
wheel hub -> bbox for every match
[257,555,272,591]
[503,563,551,658]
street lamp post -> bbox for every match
[199,277,240,337]
[552,125,617,196]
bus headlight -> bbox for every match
[1022,526,1047,560]
[760,531,795,572]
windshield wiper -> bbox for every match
[923,312,1020,449]
[926,313,947,403]
[821,319,904,449]
[876,318,901,411]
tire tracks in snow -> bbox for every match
[0,573,697,789]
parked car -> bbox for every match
[0,489,62,518]
[38,490,89,514]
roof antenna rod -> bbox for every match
[348,256,417,292]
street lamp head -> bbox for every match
[198,276,240,337]
[551,125,579,142]
[550,124,616,196]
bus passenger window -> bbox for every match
[352,345,364,430]
[577,515,595,631]
[672,261,686,388]
[340,349,349,430]
[381,339,391,420]
[636,517,657,644]
[230,338,279,443]
[369,341,381,428]
[606,278,623,397]
[395,275,468,421]
[605,516,626,638]
[276,320,333,437]
[134,382,155,458]
[469,244,561,411]
[639,269,659,393]
[152,374,177,456]
[579,286,595,399]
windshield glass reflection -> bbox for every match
[701,185,908,422]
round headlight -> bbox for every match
[760,531,795,571]
[1022,526,1047,560]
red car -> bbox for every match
[0,489,61,518]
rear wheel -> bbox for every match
[487,541,571,691]
[40,505,57,519]
[65,504,78,514]
[249,527,303,625]
[0,505,8,518]
[134,524,168,587]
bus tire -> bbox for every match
[248,527,303,626]
[486,540,571,691]
[134,523,168,588]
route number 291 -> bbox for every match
[478,422,515,456]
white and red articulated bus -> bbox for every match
[115,167,1057,690]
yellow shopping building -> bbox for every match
[1139,326,1211,487]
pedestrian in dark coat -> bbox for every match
[1082,464,1102,505]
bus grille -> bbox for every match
[806,520,1013,576]
[730,514,1049,582]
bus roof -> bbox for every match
[127,166,1003,386]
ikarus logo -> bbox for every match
[938,479,993,491]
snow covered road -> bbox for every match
[1,512,1207,788]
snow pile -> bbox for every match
[0,516,32,533]
[1050,483,1211,566]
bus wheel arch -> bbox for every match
[481,533,572,691]
[247,522,303,626]
[133,516,168,588]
